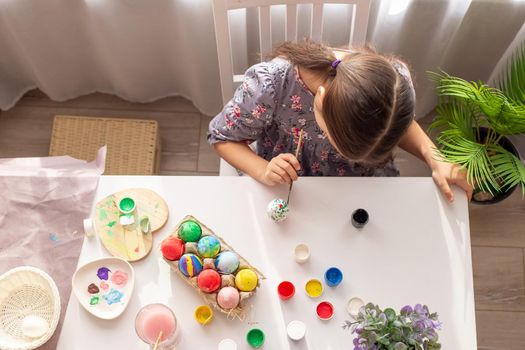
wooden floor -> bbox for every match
[1,91,524,349]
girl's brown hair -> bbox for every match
[271,41,415,164]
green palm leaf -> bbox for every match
[435,134,499,194]
[430,98,476,141]
[490,145,525,196]
[429,71,505,119]
[498,43,525,105]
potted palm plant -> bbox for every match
[429,43,525,204]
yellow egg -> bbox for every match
[234,269,258,292]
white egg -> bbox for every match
[21,315,49,338]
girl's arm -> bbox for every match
[398,120,473,202]
[214,141,300,186]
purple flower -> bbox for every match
[400,305,413,315]
[414,304,428,316]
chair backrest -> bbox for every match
[212,0,372,105]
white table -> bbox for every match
[58,176,477,349]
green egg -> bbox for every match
[178,220,202,242]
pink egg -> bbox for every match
[217,287,240,310]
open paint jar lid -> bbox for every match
[218,338,237,350]
[286,320,306,341]
[316,301,334,320]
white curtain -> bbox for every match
[0,0,524,118]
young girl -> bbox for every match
[208,41,472,202]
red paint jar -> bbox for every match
[316,301,334,320]
[277,281,295,300]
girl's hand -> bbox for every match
[260,153,301,186]
[430,160,473,203]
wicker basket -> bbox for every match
[49,115,161,175]
[0,267,61,350]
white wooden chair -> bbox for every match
[212,0,371,175]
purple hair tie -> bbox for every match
[331,59,342,69]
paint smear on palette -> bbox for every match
[100,281,109,291]
[107,230,113,237]
[110,270,129,288]
[97,267,111,280]
[107,221,116,227]
[99,208,108,221]
[103,288,124,305]
[134,247,139,253]
[90,295,100,306]
[49,233,59,242]
[88,283,100,294]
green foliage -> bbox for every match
[343,303,442,350]
[429,43,525,197]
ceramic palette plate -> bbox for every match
[72,257,135,320]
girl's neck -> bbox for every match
[297,67,326,95]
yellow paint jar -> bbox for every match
[194,305,213,325]
[305,279,323,298]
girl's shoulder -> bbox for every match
[244,58,294,95]
[246,57,293,79]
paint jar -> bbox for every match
[118,197,136,214]
[305,279,323,298]
[277,281,295,300]
[119,197,137,226]
[246,328,265,348]
[83,218,96,238]
[351,208,369,228]
[135,303,181,350]
[286,320,306,341]
[194,305,213,325]
[294,244,310,263]
[316,301,334,320]
[346,297,365,318]
[324,267,343,287]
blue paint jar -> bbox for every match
[324,267,343,287]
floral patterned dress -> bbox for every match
[208,57,402,176]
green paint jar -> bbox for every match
[118,197,136,214]
[246,328,265,348]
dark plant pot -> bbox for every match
[471,127,520,205]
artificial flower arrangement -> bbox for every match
[343,303,441,350]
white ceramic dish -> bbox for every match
[72,257,134,320]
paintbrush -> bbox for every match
[153,331,163,350]
[286,129,304,204]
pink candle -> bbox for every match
[135,304,180,349]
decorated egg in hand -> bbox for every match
[215,251,240,274]
[235,269,258,292]
[178,220,202,242]
[161,236,185,261]
[179,254,203,277]
[197,269,221,293]
[267,198,289,222]
[217,286,240,309]
[197,236,221,258]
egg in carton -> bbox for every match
[160,215,264,320]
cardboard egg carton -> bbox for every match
[162,215,265,320]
